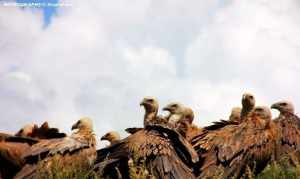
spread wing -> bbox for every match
[193,117,276,178]
[23,136,90,164]
[95,124,197,179]
[125,127,143,134]
[204,119,239,131]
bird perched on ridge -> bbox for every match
[271,100,300,166]
[14,117,96,179]
[192,106,276,178]
[94,99,198,179]
[0,122,66,179]
[94,124,198,179]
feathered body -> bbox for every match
[14,118,96,179]
[95,125,198,179]
[192,106,276,178]
[0,122,66,179]
[271,101,300,165]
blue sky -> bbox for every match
[16,0,58,25]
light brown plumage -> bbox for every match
[101,131,121,146]
[141,97,168,127]
[241,93,255,120]
[95,125,198,179]
[229,107,242,123]
[14,117,96,179]
[192,106,276,178]
[271,101,300,166]
[163,102,186,127]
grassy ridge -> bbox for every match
[32,157,300,179]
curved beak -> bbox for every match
[271,103,278,109]
[101,134,108,141]
[140,99,147,106]
[163,106,171,111]
[71,121,79,130]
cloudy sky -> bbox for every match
[0,0,300,141]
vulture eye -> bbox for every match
[171,104,178,108]
[256,108,263,111]
[281,102,288,106]
[249,96,253,99]
[148,99,154,102]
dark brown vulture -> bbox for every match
[101,131,121,146]
[0,134,37,179]
[14,117,96,179]
[0,122,66,179]
[192,106,276,178]
[271,101,300,165]
[141,97,168,126]
[240,93,255,121]
[15,122,66,139]
[94,124,199,179]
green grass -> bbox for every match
[29,154,300,179]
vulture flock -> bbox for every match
[1,93,300,179]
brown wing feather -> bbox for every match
[0,140,31,179]
[23,136,90,163]
[30,122,67,139]
[95,125,197,179]
[193,116,276,178]
[274,113,300,165]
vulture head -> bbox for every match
[242,93,255,110]
[140,97,159,113]
[253,106,272,121]
[183,107,195,124]
[15,123,37,137]
[229,107,242,121]
[101,131,120,144]
[271,100,295,115]
[163,102,185,115]
[72,117,93,132]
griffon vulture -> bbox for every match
[14,117,96,179]
[192,106,276,178]
[241,93,255,120]
[125,97,168,135]
[94,124,199,179]
[271,101,300,165]
[164,104,201,141]
[140,97,168,126]
[0,122,66,179]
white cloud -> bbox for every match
[0,0,300,146]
